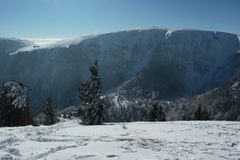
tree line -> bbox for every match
[0,60,209,127]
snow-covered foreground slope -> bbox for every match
[0,120,239,160]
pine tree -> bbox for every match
[157,105,166,121]
[0,91,9,126]
[79,60,104,125]
[148,103,166,121]
[0,81,33,127]
[193,105,209,120]
[201,108,209,120]
[43,97,57,125]
[149,104,158,121]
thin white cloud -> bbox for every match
[25,38,63,45]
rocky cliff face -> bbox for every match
[0,29,239,113]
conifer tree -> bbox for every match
[79,60,104,125]
[0,81,33,127]
[193,105,209,120]
[148,103,166,121]
[149,104,158,121]
[43,97,57,125]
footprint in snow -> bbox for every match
[106,154,119,158]
[7,148,21,156]
[1,154,13,160]
[74,154,96,159]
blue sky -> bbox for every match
[0,0,239,39]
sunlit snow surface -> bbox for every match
[0,120,239,160]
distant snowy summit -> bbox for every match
[4,27,239,55]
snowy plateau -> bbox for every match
[0,120,239,160]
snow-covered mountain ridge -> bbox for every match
[0,37,32,55]
[0,28,240,113]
